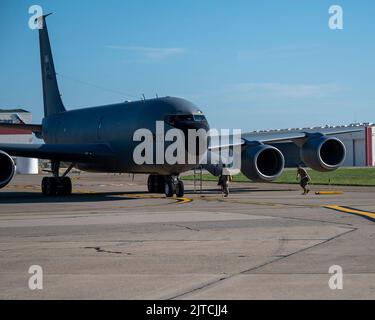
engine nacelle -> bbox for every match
[300,136,346,172]
[241,144,284,182]
[0,151,15,189]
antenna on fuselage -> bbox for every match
[142,94,146,101]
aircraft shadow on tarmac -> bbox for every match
[0,187,293,204]
[0,191,144,204]
[196,187,294,194]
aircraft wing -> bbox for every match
[242,128,363,144]
[209,128,363,150]
[0,143,115,163]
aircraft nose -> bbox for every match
[165,114,210,157]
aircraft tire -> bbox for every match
[175,180,185,197]
[156,176,166,193]
[148,175,166,193]
[42,177,57,196]
[147,175,155,193]
[165,181,174,198]
[57,177,72,196]
[41,177,48,195]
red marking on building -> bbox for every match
[365,126,373,167]
[0,128,32,135]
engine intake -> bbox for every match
[241,144,284,182]
[300,136,346,172]
[0,151,15,189]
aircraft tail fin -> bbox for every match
[37,14,66,117]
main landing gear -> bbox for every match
[41,161,74,196]
[147,174,185,198]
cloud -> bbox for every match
[184,82,342,105]
[180,82,344,131]
[106,45,186,62]
[237,45,318,61]
[226,82,341,99]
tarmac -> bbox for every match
[0,173,374,299]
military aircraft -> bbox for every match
[0,15,351,198]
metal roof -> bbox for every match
[0,109,30,113]
[249,122,373,134]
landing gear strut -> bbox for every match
[41,161,74,196]
[147,174,185,198]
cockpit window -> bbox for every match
[166,114,204,125]
[193,114,207,122]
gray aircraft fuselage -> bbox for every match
[42,96,210,175]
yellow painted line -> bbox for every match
[316,191,344,195]
[75,189,96,194]
[132,194,193,204]
[120,193,193,204]
[131,194,162,199]
[199,195,320,208]
[325,205,375,222]
[175,197,193,204]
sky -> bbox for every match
[0,0,374,132]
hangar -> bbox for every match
[0,109,38,173]
[254,123,375,167]
[0,109,33,143]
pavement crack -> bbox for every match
[242,227,357,274]
[165,224,200,232]
[84,246,131,255]
[167,227,357,300]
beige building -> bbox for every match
[0,109,38,173]
[0,109,33,144]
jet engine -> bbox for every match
[300,136,346,172]
[0,151,15,189]
[241,144,284,182]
